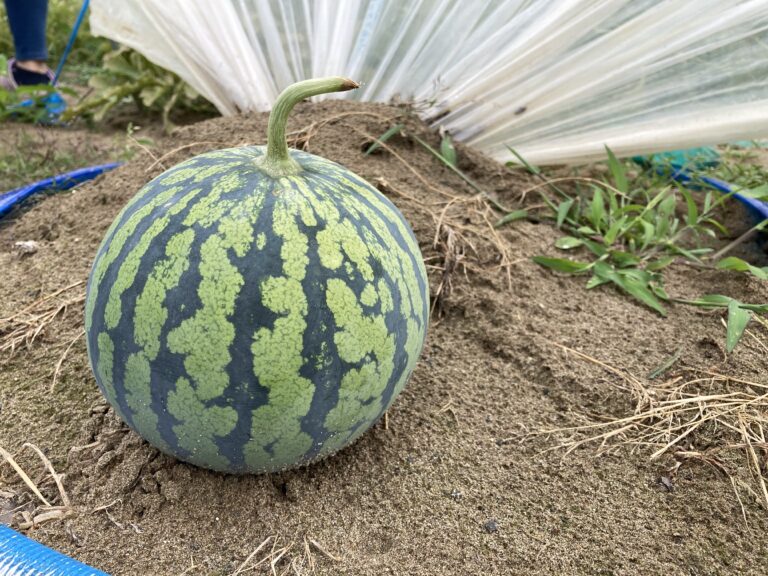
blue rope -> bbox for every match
[52,0,90,85]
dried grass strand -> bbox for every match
[0,445,51,507]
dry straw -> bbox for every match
[541,342,768,513]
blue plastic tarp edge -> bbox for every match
[0,162,123,218]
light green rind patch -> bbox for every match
[245,199,314,470]
[378,279,394,314]
[306,161,426,322]
[190,163,239,184]
[289,166,427,456]
[104,190,199,331]
[321,278,396,454]
[360,283,378,307]
[293,162,428,459]
[159,166,200,187]
[316,219,374,280]
[132,229,195,357]
[123,355,166,450]
[86,184,184,330]
[256,232,266,250]
[168,377,237,470]
[96,332,116,403]
[167,196,261,400]
[123,229,195,452]
[182,171,245,228]
[166,190,265,457]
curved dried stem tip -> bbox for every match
[260,77,359,178]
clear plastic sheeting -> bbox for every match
[90,0,768,165]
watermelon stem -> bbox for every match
[260,77,360,178]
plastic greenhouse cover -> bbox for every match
[90,0,768,165]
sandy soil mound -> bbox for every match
[1,101,767,575]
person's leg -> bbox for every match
[4,0,51,85]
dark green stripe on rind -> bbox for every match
[85,145,428,474]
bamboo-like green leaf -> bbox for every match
[440,133,457,167]
[738,184,768,200]
[608,187,619,216]
[726,300,751,353]
[586,274,610,289]
[365,123,404,155]
[646,256,675,272]
[604,216,627,246]
[556,199,574,228]
[651,283,669,301]
[605,146,628,194]
[687,294,734,308]
[414,134,488,197]
[702,218,729,236]
[740,303,768,314]
[590,186,605,231]
[591,260,615,281]
[647,348,682,379]
[716,256,768,280]
[617,204,648,215]
[642,188,672,215]
[679,188,699,226]
[495,209,528,227]
[639,220,656,250]
[655,196,674,238]
[555,236,584,250]
[617,267,653,284]
[583,239,608,257]
[667,244,703,263]
[620,275,667,316]
[532,257,592,274]
[610,251,640,267]
[506,147,540,174]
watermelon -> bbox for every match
[84,78,429,474]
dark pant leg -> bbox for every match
[4,0,49,61]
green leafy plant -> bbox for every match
[64,48,215,130]
[706,145,768,191]
[513,146,732,316]
[716,256,768,280]
[503,147,768,351]
[674,295,768,352]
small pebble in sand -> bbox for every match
[483,519,499,533]
[13,240,38,256]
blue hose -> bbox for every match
[0,162,123,219]
[661,166,768,223]
[0,525,109,575]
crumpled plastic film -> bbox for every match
[90,0,768,165]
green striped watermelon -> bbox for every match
[84,78,429,474]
